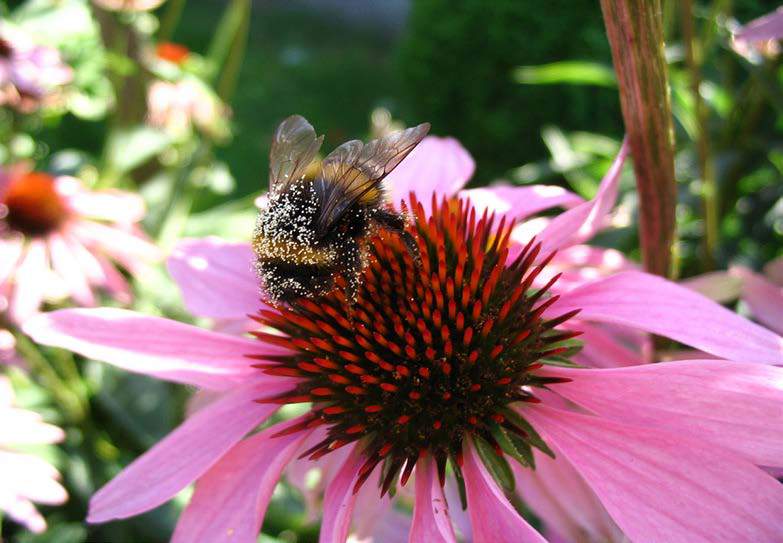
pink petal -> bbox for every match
[540,360,783,467]
[566,321,644,368]
[319,445,364,543]
[88,378,285,523]
[732,266,783,335]
[48,233,95,306]
[71,221,160,270]
[462,441,546,543]
[529,139,628,254]
[0,408,65,445]
[409,455,457,543]
[735,7,783,43]
[65,187,146,224]
[460,184,583,224]
[168,238,267,320]
[681,270,742,304]
[352,465,392,540]
[172,417,313,543]
[764,255,783,286]
[384,136,474,213]
[0,237,24,286]
[526,404,783,542]
[550,271,783,365]
[9,240,48,323]
[23,308,281,389]
[513,449,621,543]
[95,254,132,304]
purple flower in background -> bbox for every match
[0,23,72,112]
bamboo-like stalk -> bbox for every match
[600,0,678,278]
[681,0,718,270]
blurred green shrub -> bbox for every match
[397,0,623,182]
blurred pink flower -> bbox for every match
[0,376,67,533]
[146,78,229,140]
[731,7,783,62]
[92,0,166,12]
[0,328,21,367]
[0,23,72,112]
[24,137,783,542]
[0,165,159,324]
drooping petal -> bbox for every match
[168,238,266,320]
[48,233,95,306]
[23,308,284,389]
[319,445,364,543]
[513,448,621,543]
[409,455,457,543]
[460,184,582,224]
[8,240,47,323]
[732,266,783,335]
[172,417,313,543]
[681,270,743,304]
[0,408,65,445]
[88,378,285,523]
[565,321,644,368]
[352,465,392,540]
[526,404,783,543]
[0,237,24,287]
[385,136,474,213]
[539,360,783,467]
[65,187,146,224]
[462,441,546,543]
[549,271,783,365]
[523,139,628,254]
[70,221,160,271]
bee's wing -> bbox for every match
[269,115,324,195]
[315,122,430,237]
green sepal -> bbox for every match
[491,423,536,469]
[502,408,556,459]
[473,436,516,494]
[451,459,468,511]
[539,355,580,368]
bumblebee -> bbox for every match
[254,115,430,305]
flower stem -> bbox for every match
[157,0,188,43]
[680,0,718,271]
[600,0,678,279]
[13,331,87,423]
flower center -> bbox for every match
[255,195,579,492]
[0,38,13,58]
[1,172,69,236]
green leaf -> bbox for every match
[473,436,516,494]
[513,61,617,87]
[502,409,555,459]
[103,126,172,177]
[492,424,536,469]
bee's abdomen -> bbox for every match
[253,234,336,266]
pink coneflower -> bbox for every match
[0,23,72,113]
[0,165,158,324]
[25,139,783,542]
[146,78,229,140]
[0,376,67,533]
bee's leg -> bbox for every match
[376,209,421,265]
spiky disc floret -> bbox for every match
[254,194,579,494]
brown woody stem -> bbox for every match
[600,0,678,278]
